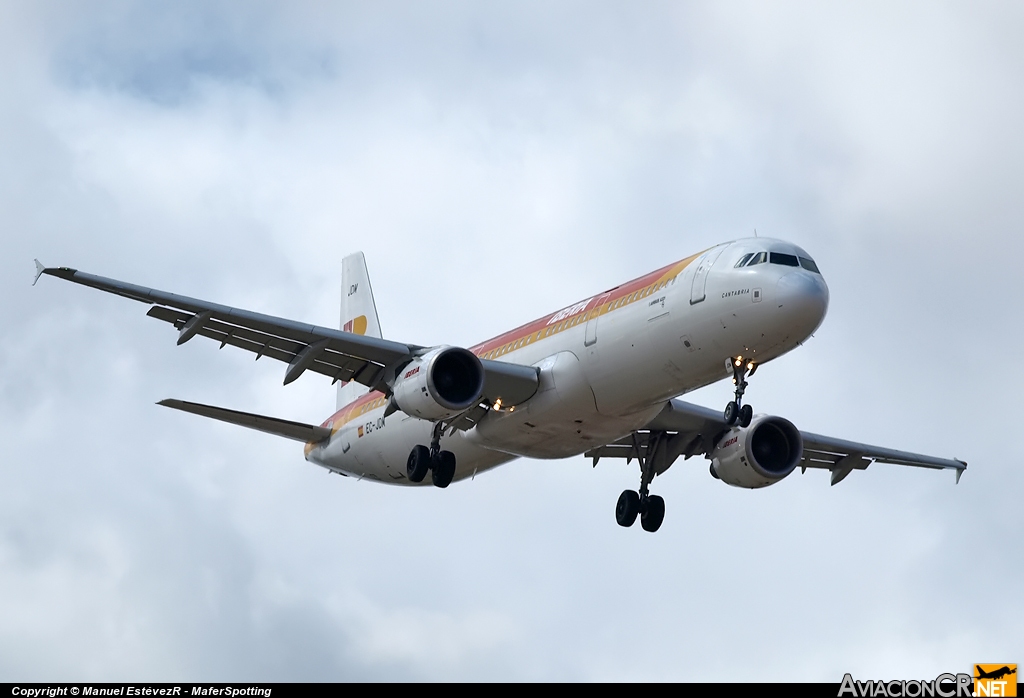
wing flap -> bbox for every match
[158,399,332,443]
[146,305,379,384]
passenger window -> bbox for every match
[799,257,820,273]
[770,252,799,267]
[735,253,754,268]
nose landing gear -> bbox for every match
[407,422,457,488]
[615,432,667,533]
[724,356,756,428]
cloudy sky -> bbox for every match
[2,1,1021,681]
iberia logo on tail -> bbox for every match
[343,315,368,335]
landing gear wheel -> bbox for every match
[725,355,757,428]
[407,445,431,483]
[641,495,665,533]
[739,404,753,428]
[615,490,640,527]
[431,450,457,489]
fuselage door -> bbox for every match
[584,293,611,347]
[690,245,726,305]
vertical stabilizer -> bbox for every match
[337,252,383,410]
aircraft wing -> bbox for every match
[36,264,538,405]
[585,398,967,485]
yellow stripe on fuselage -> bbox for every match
[317,249,706,439]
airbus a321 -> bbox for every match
[35,237,966,532]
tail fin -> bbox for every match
[337,252,383,410]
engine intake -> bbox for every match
[392,346,485,420]
[710,415,803,488]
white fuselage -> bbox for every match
[304,237,829,484]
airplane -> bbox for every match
[34,237,967,533]
[975,666,1016,681]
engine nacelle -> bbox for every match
[710,415,803,488]
[392,346,485,421]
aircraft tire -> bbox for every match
[431,450,457,488]
[407,445,431,483]
[615,490,640,527]
[724,401,739,426]
[641,495,665,533]
[739,404,753,428]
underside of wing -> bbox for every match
[38,265,539,411]
[798,431,967,485]
[585,398,967,485]
[42,265,413,391]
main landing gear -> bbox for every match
[723,356,757,428]
[407,422,457,488]
[615,434,666,533]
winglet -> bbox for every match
[955,461,966,484]
[32,259,46,286]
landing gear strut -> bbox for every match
[407,422,457,488]
[724,356,756,428]
[615,433,666,533]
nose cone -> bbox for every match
[775,271,829,339]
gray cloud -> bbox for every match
[1,0,1020,681]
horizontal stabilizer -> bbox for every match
[158,399,332,443]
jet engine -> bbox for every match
[391,346,485,421]
[709,415,803,488]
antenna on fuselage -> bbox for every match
[754,228,758,237]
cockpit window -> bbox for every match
[734,253,754,268]
[770,252,799,267]
[799,257,820,273]
[745,252,766,266]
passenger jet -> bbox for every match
[34,237,966,532]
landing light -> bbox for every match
[494,398,503,411]
[747,362,755,370]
